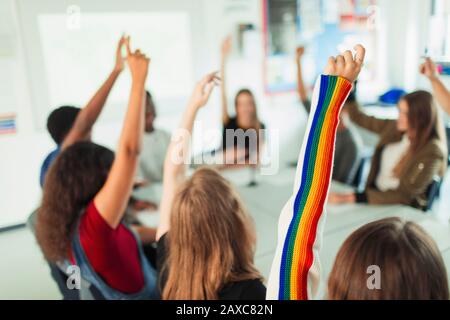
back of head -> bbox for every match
[162,167,261,299]
[36,141,114,262]
[47,106,81,145]
[328,217,449,300]
[145,90,156,115]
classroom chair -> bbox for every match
[421,176,442,213]
[26,210,105,300]
[352,151,373,193]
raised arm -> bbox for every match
[296,46,311,113]
[156,73,218,240]
[345,100,394,134]
[94,41,150,228]
[62,36,127,150]
[220,36,232,125]
[267,45,366,300]
[420,57,450,116]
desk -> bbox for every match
[133,166,450,292]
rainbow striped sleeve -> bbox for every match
[266,75,352,300]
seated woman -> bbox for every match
[36,41,158,300]
[219,36,265,167]
[328,89,447,208]
[296,46,362,184]
[268,45,448,300]
[156,73,266,300]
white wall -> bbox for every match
[0,0,52,228]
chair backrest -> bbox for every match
[27,210,105,300]
[352,153,372,192]
[26,210,81,300]
[423,176,442,212]
[445,125,450,166]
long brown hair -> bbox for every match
[393,90,447,177]
[36,142,114,262]
[162,167,262,300]
[328,217,449,300]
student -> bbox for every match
[156,72,266,300]
[296,46,362,184]
[220,36,265,166]
[40,36,127,187]
[420,57,450,116]
[328,217,448,299]
[328,90,447,207]
[268,46,449,300]
[137,91,170,184]
[267,46,366,300]
[36,42,158,299]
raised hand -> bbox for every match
[324,44,365,83]
[221,36,232,59]
[296,46,305,60]
[114,35,129,73]
[188,72,220,109]
[126,39,150,84]
[420,57,438,81]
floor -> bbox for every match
[1,166,449,299]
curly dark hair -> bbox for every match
[36,141,114,262]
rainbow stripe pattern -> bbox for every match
[277,75,352,300]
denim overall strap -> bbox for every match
[71,223,159,300]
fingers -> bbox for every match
[224,35,232,47]
[125,36,132,56]
[354,44,366,67]
[324,56,336,74]
[204,81,215,99]
[336,55,345,70]
[343,50,353,64]
[200,71,219,87]
[222,36,232,55]
[118,34,127,47]
[419,63,426,74]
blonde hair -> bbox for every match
[162,167,262,300]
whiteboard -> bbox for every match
[37,12,193,118]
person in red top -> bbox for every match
[36,38,156,298]
[76,201,145,293]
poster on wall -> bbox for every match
[339,0,375,30]
[263,0,377,94]
[299,0,323,38]
[263,0,300,94]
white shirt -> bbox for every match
[137,129,171,183]
[375,134,410,192]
